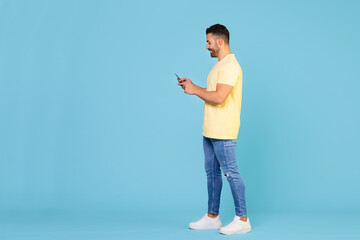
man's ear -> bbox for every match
[217,37,224,47]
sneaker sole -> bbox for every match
[219,228,251,235]
[189,225,222,230]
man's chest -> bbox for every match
[206,66,220,91]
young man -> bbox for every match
[178,24,251,235]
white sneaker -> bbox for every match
[189,214,222,230]
[219,216,251,235]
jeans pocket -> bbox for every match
[224,139,236,147]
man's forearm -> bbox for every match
[192,83,220,105]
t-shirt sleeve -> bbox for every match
[216,65,240,86]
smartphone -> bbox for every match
[175,73,183,83]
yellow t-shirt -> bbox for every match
[202,54,242,139]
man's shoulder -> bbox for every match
[219,58,242,73]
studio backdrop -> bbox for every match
[0,0,359,219]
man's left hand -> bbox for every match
[184,82,196,95]
[178,80,196,95]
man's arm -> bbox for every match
[178,77,233,105]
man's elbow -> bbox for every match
[214,96,226,105]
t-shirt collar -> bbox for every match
[218,53,234,63]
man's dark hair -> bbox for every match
[206,24,230,44]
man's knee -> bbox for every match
[223,171,240,181]
[206,168,222,177]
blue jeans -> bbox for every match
[203,136,247,217]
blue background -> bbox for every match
[1,0,359,239]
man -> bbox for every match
[178,24,251,235]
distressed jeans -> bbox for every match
[203,136,247,217]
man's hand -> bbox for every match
[178,77,233,105]
[178,77,192,85]
[178,77,196,95]
[183,82,196,95]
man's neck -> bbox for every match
[217,48,231,62]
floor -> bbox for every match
[0,211,359,240]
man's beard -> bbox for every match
[209,48,219,58]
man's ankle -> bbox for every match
[240,216,247,222]
[207,213,218,218]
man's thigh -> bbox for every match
[203,137,220,172]
[212,139,238,172]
